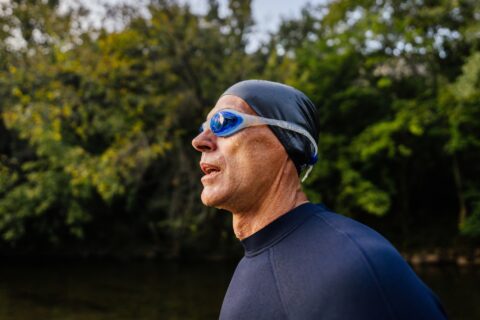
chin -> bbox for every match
[201,189,220,208]
[201,187,229,209]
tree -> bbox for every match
[0,0,261,257]
[276,0,480,246]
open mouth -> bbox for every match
[200,163,221,177]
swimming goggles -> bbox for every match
[199,109,318,182]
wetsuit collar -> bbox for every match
[241,202,321,257]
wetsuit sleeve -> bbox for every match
[269,212,448,319]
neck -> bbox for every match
[231,163,308,240]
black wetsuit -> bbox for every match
[219,203,447,320]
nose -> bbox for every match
[192,129,217,152]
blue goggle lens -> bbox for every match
[209,111,242,136]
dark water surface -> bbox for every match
[0,261,233,320]
[415,265,480,320]
[0,261,478,320]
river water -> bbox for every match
[0,261,477,319]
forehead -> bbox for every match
[207,95,257,119]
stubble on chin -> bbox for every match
[201,186,223,208]
[201,184,236,212]
[200,190,215,207]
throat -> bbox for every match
[229,157,308,240]
[231,193,308,240]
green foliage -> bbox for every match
[0,0,261,256]
[284,0,480,243]
[0,0,479,257]
[439,51,480,236]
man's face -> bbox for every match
[192,95,288,212]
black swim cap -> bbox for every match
[222,80,319,174]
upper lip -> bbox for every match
[200,162,221,175]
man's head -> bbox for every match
[192,80,319,212]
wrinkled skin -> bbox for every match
[192,95,307,239]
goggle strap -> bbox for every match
[259,117,317,183]
[202,109,318,183]
[301,165,313,183]
[260,117,318,160]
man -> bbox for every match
[192,80,447,320]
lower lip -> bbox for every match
[201,171,221,183]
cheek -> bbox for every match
[226,133,286,180]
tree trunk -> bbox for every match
[452,153,467,227]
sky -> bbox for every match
[181,0,327,50]
[180,0,325,32]
[72,0,327,51]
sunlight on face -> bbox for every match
[192,95,288,212]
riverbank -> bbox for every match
[403,248,480,266]
[1,246,480,267]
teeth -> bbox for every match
[201,164,220,175]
